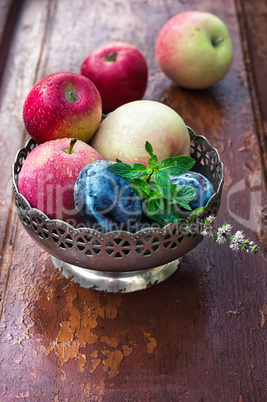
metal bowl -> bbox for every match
[12,127,223,292]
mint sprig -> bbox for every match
[107,141,197,224]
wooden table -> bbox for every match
[0,0,266,400]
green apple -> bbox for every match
[155,11,233,89]
[91,100,190,165]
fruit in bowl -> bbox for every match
[12,127,224,291]
[18,138,103,223]
[23,72,102,144]
[81,42,148,114]
[155,10,233,89]
[74,139,215,232]
[91,100,191,165]
[74,160,143,233]
[170,171,214,210]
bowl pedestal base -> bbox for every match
[51,256,182,293]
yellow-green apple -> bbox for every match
[81,42,148,114]
[155,11,233,89]
[91,100,190,165]
[18,138,103,223]
[23,72,102,144]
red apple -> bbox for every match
[23,72,102,144]
[18,138,103,223]
[80,42,148,114]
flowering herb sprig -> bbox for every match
[200,216,259,254]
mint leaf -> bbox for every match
[130,178,152,198]
[175,199,192,211]
[148,154,158,167]
[172,185,197,210]
[145,141,154,157]
[132,163,147,172]
[147,181,158,193]
[145,141,158,167]
[107,162,132,175]
[157,157,177,169]
[173,185,196,202]
[144,198,168,225]
[107,163,147,179]
[158,156,195,175]
[146,201,181,225]
[154,170,173,199]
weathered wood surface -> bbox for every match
[0,0,266,400]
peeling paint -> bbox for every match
[140,327,157,354]
[7,247,158,384]
[33,274,155,381]
[90,352,101,373]
[78,353,86,373]
[102,349,124,378]
[122,345,133,357]
[39,282,123,380]
[101,336,118,348]
[83,379,105,400]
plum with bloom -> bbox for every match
[74,160,143,232]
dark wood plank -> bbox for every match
[0,0,50,316]
[235,0,267,262]
[0,0,24,87]
[0,0,266,400]
[0,0,13,45]
[236,0,267,180]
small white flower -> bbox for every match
[206,215,216,224]
[224,223,233,233]
[217,224,232,237]
[201,227,213,237]
[216,233,227,245]
[229,230,245,252]
[232,230,245,243]
[229,242,241,252]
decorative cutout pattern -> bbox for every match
[12,128,224,272]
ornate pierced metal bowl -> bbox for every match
[12,127,223,292]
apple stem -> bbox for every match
[106,52,117,62]
[67,138,78,154]
[212,37,224,46]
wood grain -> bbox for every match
[0,0,24,86]
[0,0,50,321]
[0,0,266,400]
[236,0,267,180]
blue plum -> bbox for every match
[171,171,214,210]
[74,160,142,232]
